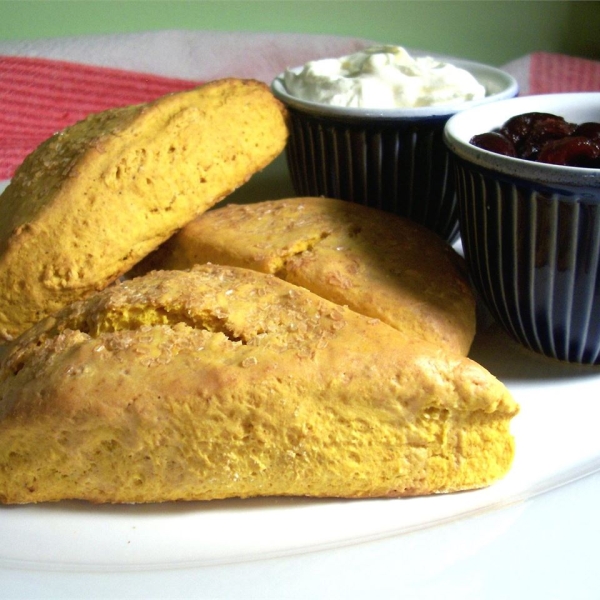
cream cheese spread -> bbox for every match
[283,45,486,109]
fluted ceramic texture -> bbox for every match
[286,108,459,243]
[455,159,600,364]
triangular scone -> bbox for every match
[0,79,288,342]
[0,265,517,504]
[133,198,475,355]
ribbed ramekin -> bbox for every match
[444,92,600,364]
[272,54,518,243]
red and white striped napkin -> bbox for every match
[529,52,600,94]
[0,30,374,180]
[0,41,598,181]
[0,56,201,180]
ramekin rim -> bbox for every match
[271,55,519,120]
[443,92,600,183]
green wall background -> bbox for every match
[0,1,598,66]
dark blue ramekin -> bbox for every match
[445,92,600,364]
[272,55,518,244]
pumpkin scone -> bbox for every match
[133,197,476,355]
[0,265,517,505]
[0,78,288,342]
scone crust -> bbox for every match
[135,197,476,355]
[0,79,288,341]
[0,265,517,504]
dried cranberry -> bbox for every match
[519,116,576,160]
[573,122,600,141]
[469,132,516,157]
[470,111,600,169]
[538,136,600,167]
[500,112,563,147]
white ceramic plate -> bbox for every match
[1,175,599,598]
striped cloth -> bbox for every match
[0,56,201,179]
[529,52,600,94]
[0,50,598,180]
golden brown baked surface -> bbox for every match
[0,78,288,342]
[0,265,517,504]
[133,197,476,355]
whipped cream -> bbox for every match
[283,45,486,109]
